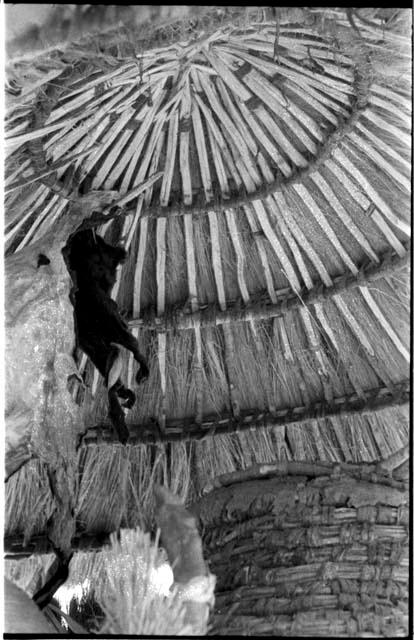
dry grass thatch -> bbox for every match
[5,406,408,547]
[3,7,411,634]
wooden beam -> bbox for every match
[82,380,409,445]
[156,217,167,432]
[208,209,241,417]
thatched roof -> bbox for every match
[5,4,410,557]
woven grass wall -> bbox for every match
[193,465,409,636]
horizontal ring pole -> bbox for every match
[129,246,409,332]
[82,380,409,445]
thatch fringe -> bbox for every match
[7,446,408,556]
[5,404,408,551]
[4,460,55,542]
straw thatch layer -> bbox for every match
[4,13,411,634]
[75,268,409,431]
[5,404,408,547]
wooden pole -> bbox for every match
[80,380,410,445]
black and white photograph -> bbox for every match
[3,5,411,636]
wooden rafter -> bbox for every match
[184,213,204,424]
[208,209,241,417]
[8,13,409,253]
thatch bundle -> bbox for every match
[4,5,411,636]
